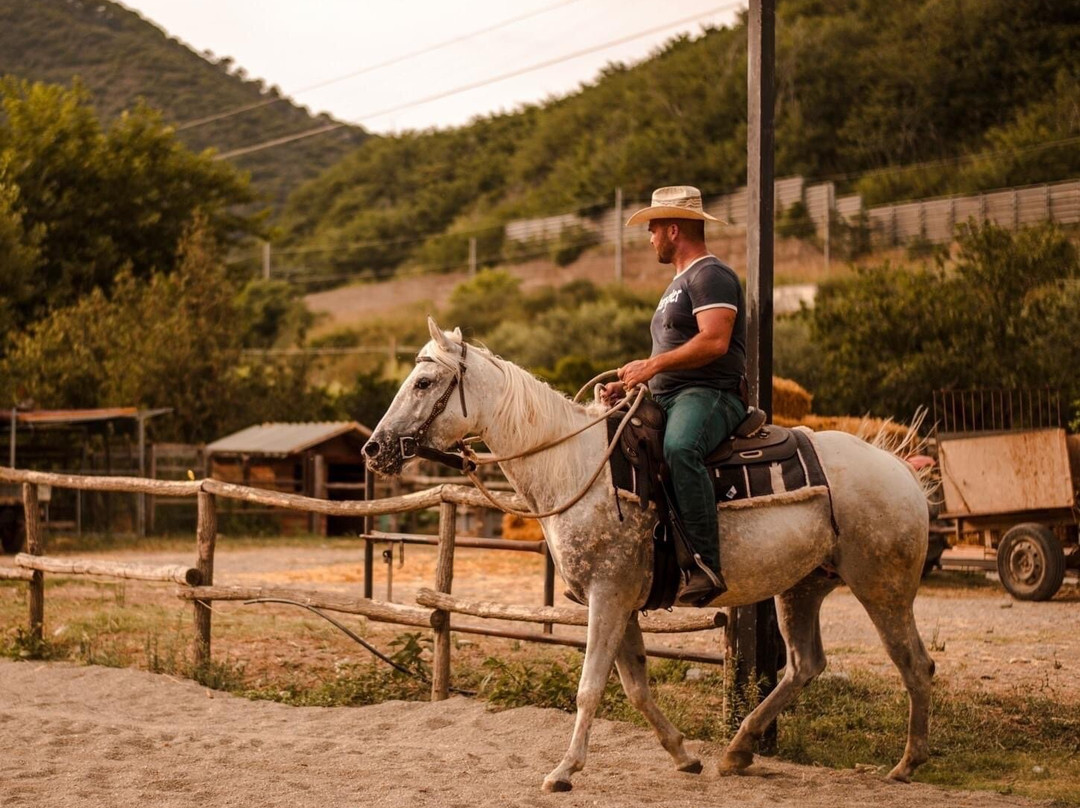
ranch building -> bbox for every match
[205,421,372,536]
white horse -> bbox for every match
[364,319,934,793]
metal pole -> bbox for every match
[8,407,15,468]
[731,0,780,756]
[136,414,146,538]
[823,183,832,273]
[468,237,477,277]
[614,187,624,283]
[363,467,375,599]
[262,241,271,280]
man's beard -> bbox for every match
[655,240,675,264]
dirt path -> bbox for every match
[0,659,1051,808]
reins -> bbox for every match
[464,387,646,519]
[407,346,642,518]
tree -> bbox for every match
[0,78,260,330]
[810,221,1080,419]
[0,219,322,442]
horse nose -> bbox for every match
[363,439,381,459]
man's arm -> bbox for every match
[618,307,736,390]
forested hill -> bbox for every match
[277,0,1079,281]
[0,0,367,210]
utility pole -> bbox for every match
[823,184,832,274]
[468,237,477,277]
[614,187,624,283]
[728,0,781,755]
[262,241,271,280]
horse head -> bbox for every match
[363,317,477,475]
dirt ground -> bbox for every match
[0,659,1053,808]
[1,542,1077,807]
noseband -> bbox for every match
[399,342,475,471]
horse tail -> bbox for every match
[856,407,938,503]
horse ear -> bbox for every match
[452,327,462,339]
[427,316,452,351]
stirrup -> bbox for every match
[734,406,767,438]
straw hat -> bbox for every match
[625,185,723,226]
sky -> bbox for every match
[118,0,743,134]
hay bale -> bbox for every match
[776,414,912,444]
[772,377,813,420]
[501,514,544,541]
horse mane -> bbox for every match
[420,334,599,449]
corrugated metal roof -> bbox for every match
[3,408,171,425]
[205,421,372,457]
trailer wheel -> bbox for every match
[997,523,1066,601]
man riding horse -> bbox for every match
[605,185,747,606]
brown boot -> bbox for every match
[677,567,727,607]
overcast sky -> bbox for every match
[119,0,742,133]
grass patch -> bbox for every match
[782,669,1080,803]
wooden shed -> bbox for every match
[205,421,372,536]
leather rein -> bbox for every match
[400,349,639,517]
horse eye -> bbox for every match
[415,377,432,390]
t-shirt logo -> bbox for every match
[656,288,683,311]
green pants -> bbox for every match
[655,386,747,573]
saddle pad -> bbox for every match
[713,428,828,503]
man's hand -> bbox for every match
[618,358,656,391]
[600,381,626,404]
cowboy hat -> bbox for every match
[625,185,724,226]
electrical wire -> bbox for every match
[214,3,740,160]
[176,0,587,132]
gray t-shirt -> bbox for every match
[648,254,746,397]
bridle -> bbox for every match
[398,342,476,471]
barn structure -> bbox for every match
[205,421,372,536]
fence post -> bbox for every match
[542,544,555,635]
[431,500,457,700]
[193,491,217,670]
[24,483,44,643]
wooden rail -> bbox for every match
[2,465,725,700]
[14,553,200,585]
[178,585,435,628]
[416,589,726,633]
[0,567,34,581]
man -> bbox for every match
[607,185,747,606]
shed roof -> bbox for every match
[206,421,372,457]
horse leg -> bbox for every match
[614,615,702,774]
[542,592,633,793]
[857,597,935,782]
[721,574,837,774]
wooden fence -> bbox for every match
[0,467,725,700]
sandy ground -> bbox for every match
[0,660,1052,808]
[1,544,1076,807]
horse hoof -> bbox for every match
[719,749,754,775]
[677,759,703,774]
[542,779,573,793]
[886,766,912,784]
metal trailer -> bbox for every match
[932,389,1080,601]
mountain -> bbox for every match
[273,0,1080,281]
[0,0,368,210]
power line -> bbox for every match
[176,0,587,132]
[214,3,739,161]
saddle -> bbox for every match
[607,398,831,611]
